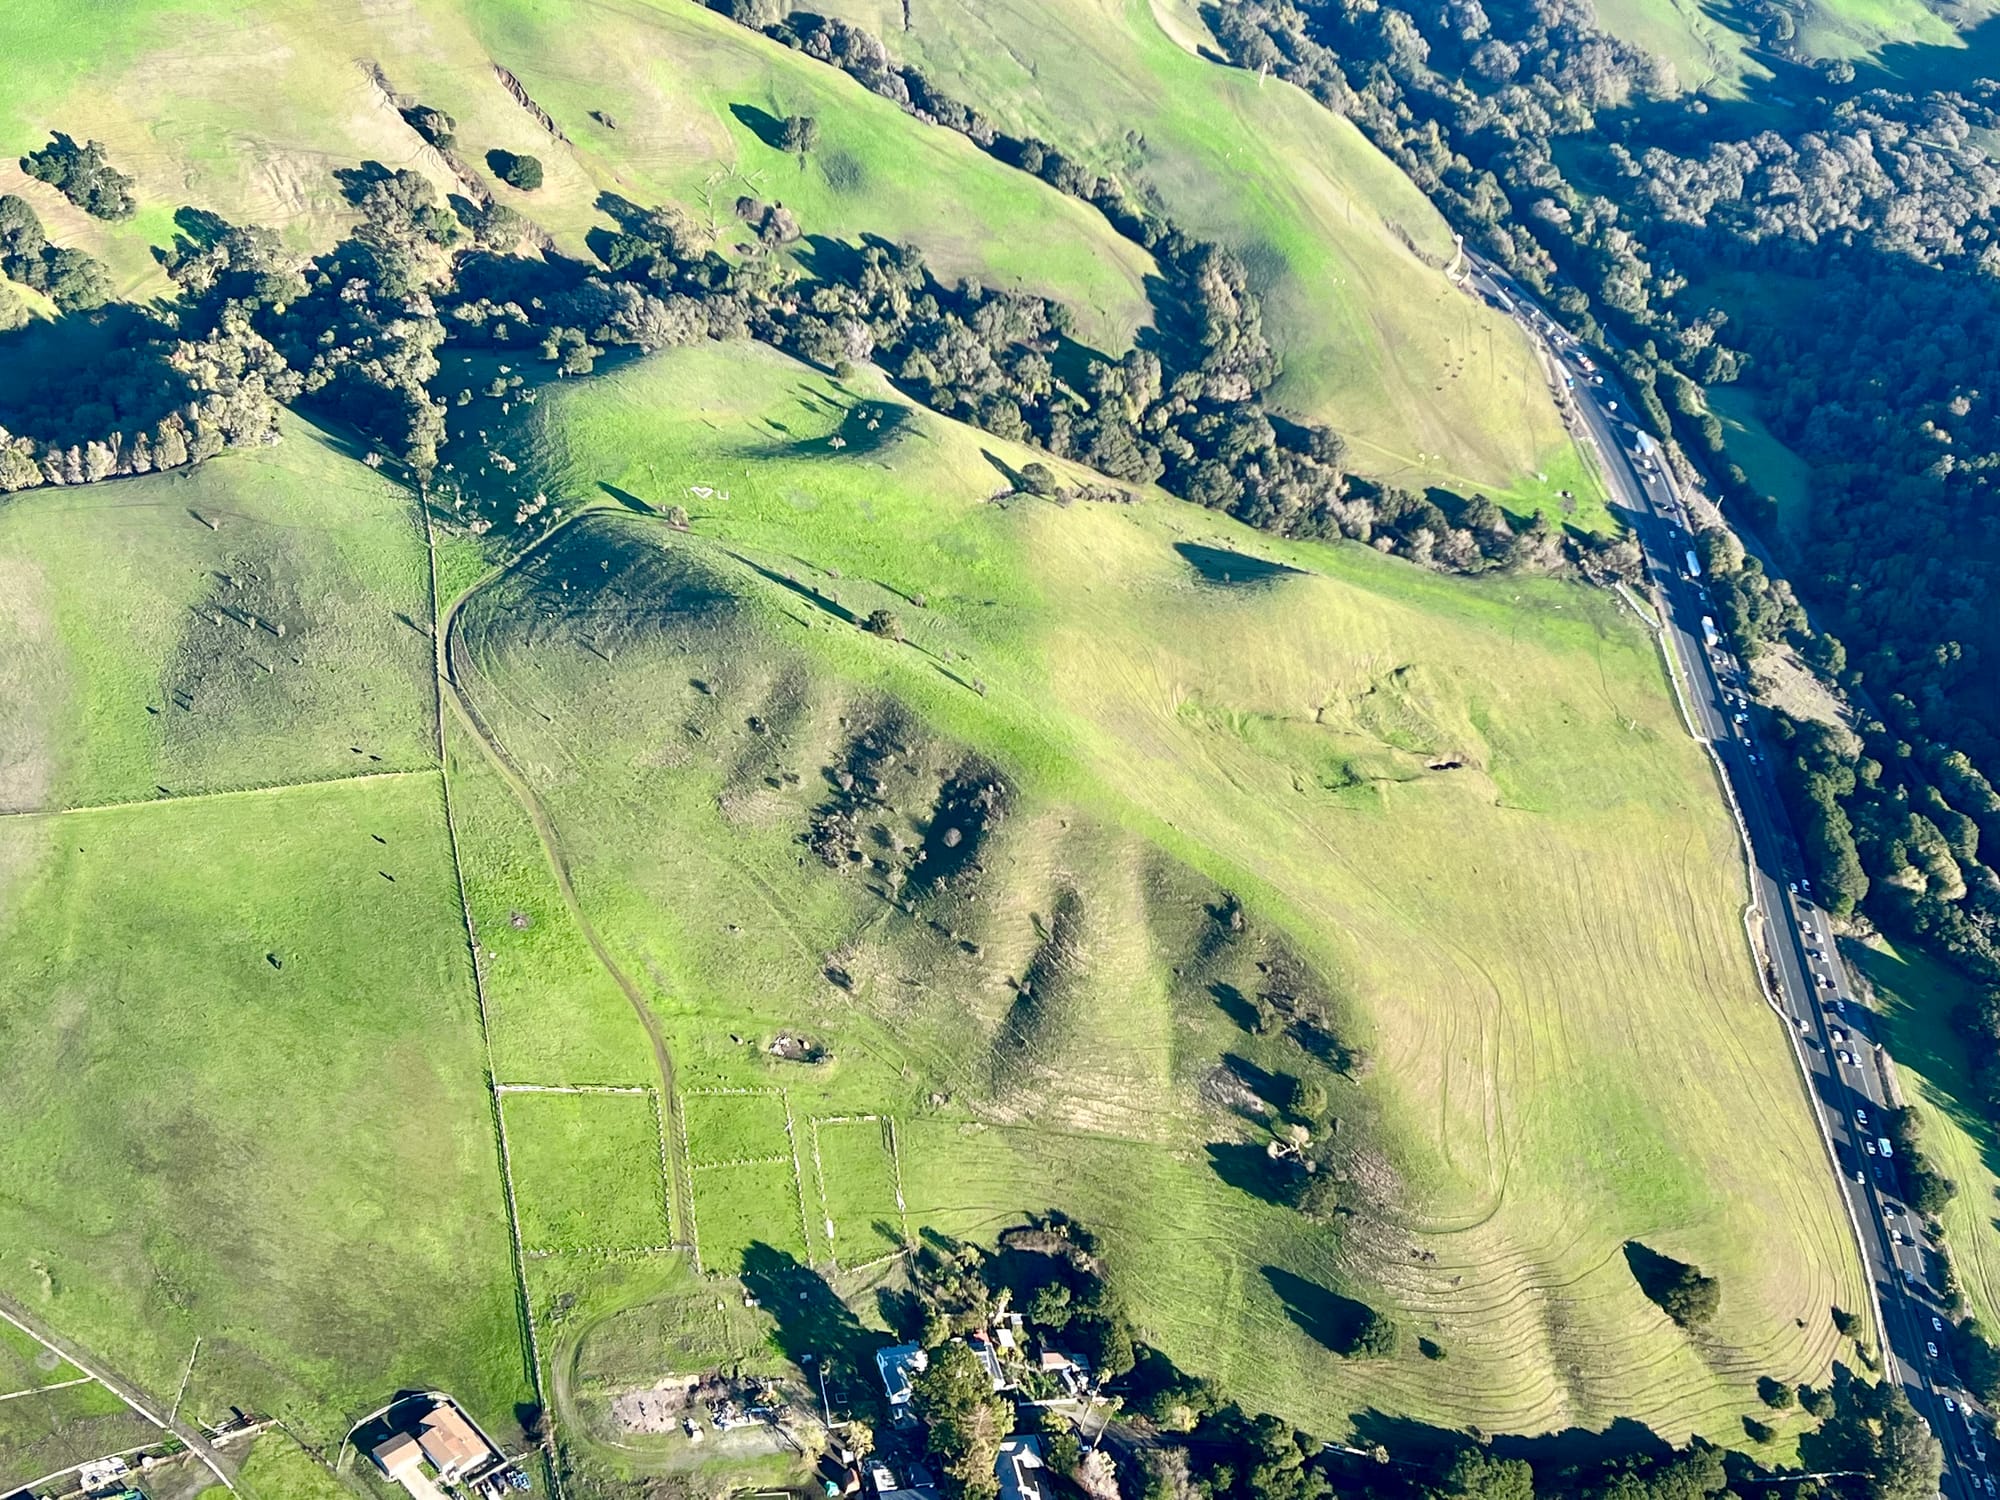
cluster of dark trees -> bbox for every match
[0,193,113,313]
[1204,0,2000,982]
[0,198,290,490]
[20,132,136,220]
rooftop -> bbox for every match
[996,1435,1048,1500]
[875,1343,929,1407]
[418,1400,493,1476]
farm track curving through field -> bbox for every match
[431,508,697,1247]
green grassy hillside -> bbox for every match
[439,339,1863,1447]
[0,431,526,1469]
[0,0,1598,515]
[0,0,1153,348]
[807,0,1595,512]
[1859,938,2000,1334]
[0,414,436,812]
[1586,0,2000,95]
[0,775,529,1454]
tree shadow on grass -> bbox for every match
[1621,1239,1689,1307]
[741,1242,882,1420]
[1261,1265,1373,1354]
[729,103,790,152]
[1209,981,1262,1035]
[1206,1142,1294,1206]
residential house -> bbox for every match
[875,1343,929,1425]
[995,1436,1049,1500]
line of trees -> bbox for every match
[3,113,1632,593]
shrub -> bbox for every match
[1626,1242,1720,1329]
[1344,1307,1399,1359]
[1758,1375,1795,1409]
[487,149,544,191]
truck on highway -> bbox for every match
[1685,549,1702,580]
[1702,616,1721,648]
[1577,353,1597,374]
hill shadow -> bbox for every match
[1852,939,2000,1204]
[1345,1406,1674,1469]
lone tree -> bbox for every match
[1626,1242,1720,1329]
[780,114,822,156]
[912,1340,1009,1500]
[487,149,544,191]
[864,608,904,642]
[1344,1306,1399,1360]
[1017,460,1059,497]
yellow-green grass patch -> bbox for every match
[0,414,435,812]
[684,1092,795,1171]
[0,775,529,1451]
[235,1433,352,1500]
[504,1091,673,1254]
[694,1162,811,1278]
[446,715,657,1089]
[812,1119,906,1268]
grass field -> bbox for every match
[806,0,1594,513]
[0,775,529,1451]
[436,337,1863,1444]
[811,1119,907,1268]
[692,1162,813,1278]
[505,1091,673,1254]
[0,0,1153,348]
[0,1377,158,1493]
[446,715,657,1089]
[236,1433,354,1500]
[0,1322,82,1393]
[683,1093,795,1170]
[1855,937,2000,1333]
[1708,386,1813,537]
[0,414,436,812]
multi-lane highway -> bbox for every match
[1462,252,1989,1495]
